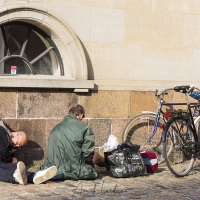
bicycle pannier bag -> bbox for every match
[104,141,146,178]
[140,151,158,172]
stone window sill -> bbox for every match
[0,75,94,92]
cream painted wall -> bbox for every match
[2,0,200,90]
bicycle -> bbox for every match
[122,88,175,164]
[163,85,200,177]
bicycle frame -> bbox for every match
[162,101,200,144]
[142,92,200,145]
[148,99,165,141]
[186,104,200,144]
[162,85,200,177]
[146,88,174,142]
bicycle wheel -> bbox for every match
[194,116,200,139]
[163,117,196,177]
[123,113,165,164]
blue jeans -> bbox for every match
[0,161,35,183]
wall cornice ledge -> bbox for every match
[93,80,198,91]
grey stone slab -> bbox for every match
[89,119,111,147]
[18,89,78,118]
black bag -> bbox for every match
[104,141,146,178]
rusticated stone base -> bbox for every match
[0,88,194,166]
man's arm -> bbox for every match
[0,126,13,163]
[0,147,13,163]
[0,120,15,134]
[82,126,95,165]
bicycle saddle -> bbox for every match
[174,85,190,93]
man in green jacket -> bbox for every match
[41,104,98,180]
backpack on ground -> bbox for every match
[140,151,158,172]
[104,141,146,178]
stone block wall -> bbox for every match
[0,88,192,166]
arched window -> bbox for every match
[0,7,93,91]
[0,22,63,75]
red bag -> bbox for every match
[140,151,158,172]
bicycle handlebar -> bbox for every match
[154,85,200,104]
[155,85,200,99]
[155,88,174,98]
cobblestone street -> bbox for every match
[1,160,200,200]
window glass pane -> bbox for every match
[4,57,31,74]
[4,24,29,55]
[33,53,53,75]
[0,22,62,75]
[25,30,48,62]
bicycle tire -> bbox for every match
[123,113,165,164]
[194,116,200,139]
[163,117,196,177]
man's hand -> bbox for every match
[12,157,18,163]
[82,119,88,124]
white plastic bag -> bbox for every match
[103,134,119,152]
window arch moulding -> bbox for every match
[0,6,93,92]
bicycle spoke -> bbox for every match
[163,117,195,177]
[123,114,164,163]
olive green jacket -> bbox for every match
[41,114,97,180]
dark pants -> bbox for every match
[93,152,105,167]
[0,162,35,183]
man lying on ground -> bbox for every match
[0,121,57,185]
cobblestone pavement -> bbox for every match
[2,161,200,200]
